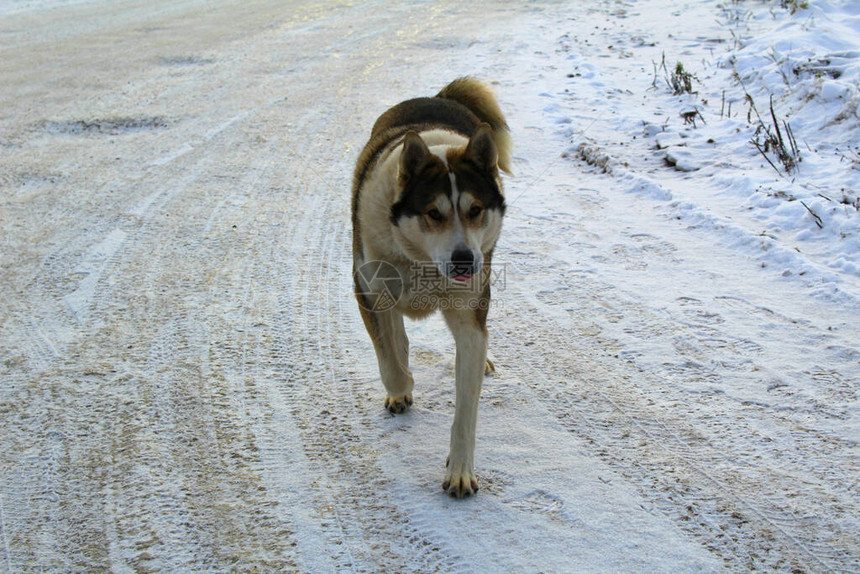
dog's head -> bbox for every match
[390,125,506,283]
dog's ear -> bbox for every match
[399,131,430,185]
[464,124,498,174]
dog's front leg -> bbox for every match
[441,307,488,498]
[357,302,414,414]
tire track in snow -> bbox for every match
[1,103,306,570]
[248,138,468,571]
[489,217,859,571]
[489,293,827,571]
[115,117,307,570]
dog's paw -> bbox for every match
[443,460,479,499]
[384,393,413,414]
[484,358,495,375]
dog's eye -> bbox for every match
[468,205,483,219]
[427,208,443,222]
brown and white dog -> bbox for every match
[352,78,512,498]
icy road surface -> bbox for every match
[1,0,858,571]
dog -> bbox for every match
[352,78,511,498]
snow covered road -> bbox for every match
[1,0,858,571]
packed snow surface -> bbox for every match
[1,0,858,572]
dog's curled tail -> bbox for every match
[437,77,513,175]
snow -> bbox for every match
[551,0,860,300]
[1,0,858,572]
[63,228,127,323]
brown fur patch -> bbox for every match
[478,250,494,330]
[390,153,451,224]
[446,147,505,215]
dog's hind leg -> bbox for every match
[441,306,488,498]
[357,303,414,414]
[484,358,495,375]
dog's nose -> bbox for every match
[451,248,474,266]
[448,248,476,281]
